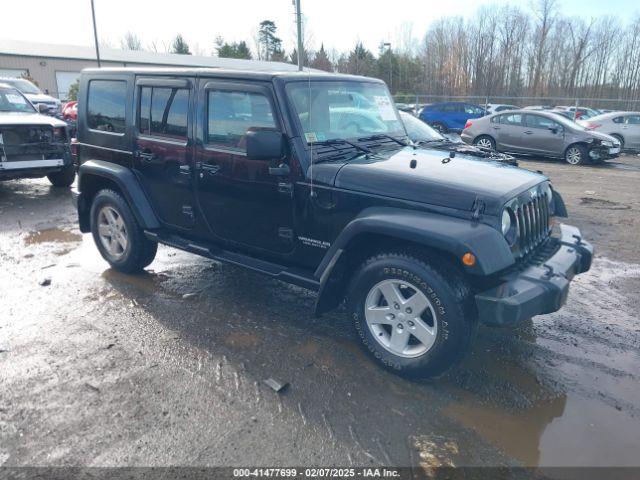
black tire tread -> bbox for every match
[347,249,477,378]
[90,189,157,273]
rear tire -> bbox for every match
[473,135,496,150]
[90,189,157,273]
[47,165,75,187]
[347,251,477,378]
[564,144,588,165]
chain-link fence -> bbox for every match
[393,94,640,112]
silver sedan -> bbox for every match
[578,112,640,151]
[460,109,621,165]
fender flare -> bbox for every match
[314,207,514,315]
[76,160,160,232]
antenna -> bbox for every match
[308,61,314,197]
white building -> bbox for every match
[0,39,299,100]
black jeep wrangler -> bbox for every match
[73,68,593,377]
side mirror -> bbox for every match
[37,103,50,114]
[246,130,284,161]
[549,126,559,134]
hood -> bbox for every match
[0,112,67,127]
[330,147,546,214]
[24,93,61,105]
[586,130,619,144]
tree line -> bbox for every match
[118,0,640,107]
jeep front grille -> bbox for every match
[514,194,551,257]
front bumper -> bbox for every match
[475,224,593,326]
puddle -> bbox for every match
[24,228,81,245]
[443,257,640,467]
[445,393,640,467]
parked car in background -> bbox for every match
[549,109,576,121]
[0,83,74,186]
[523,105,555,111]
[419,101,487,133]
[579,112,640,150]
[555,106,599,120]
[485,103,519,114]
[62,101,78,122]
[461,109,621,165]
[0,77,62,116]
[399,111,517,165]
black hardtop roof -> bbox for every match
[81,67,384,85]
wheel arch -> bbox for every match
[77,160,160,233]
[313,207,514,316]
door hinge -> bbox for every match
[278,227,294,241]
[182,205,195,219]
[471,198,485,221]
[278,182,293,195]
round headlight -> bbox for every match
[501,209,511,236]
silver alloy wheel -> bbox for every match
[364,279,438,358]
[476,138,493,149]
[566,147,582,164]
[97,206,128,260]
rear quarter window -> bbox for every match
[87,80,127,134]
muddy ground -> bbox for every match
[1,154,639,473]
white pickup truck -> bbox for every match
[0,82,74,187]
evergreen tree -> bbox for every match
[171,35,191,55]
[257,20,283,61]
[310,44,332,72]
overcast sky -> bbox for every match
[3,0,639,56]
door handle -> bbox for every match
[492,126,500,130]
[524,130,533,135]
[136,150,157,163]
[201,164,221,175]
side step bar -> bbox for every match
[144,230,320,291]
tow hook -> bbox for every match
[542,264,555,279]
[572,233,583,245]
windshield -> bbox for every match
[3,79,42,95]
[0,88,36,113]
[286,80,405,143]
[400,111,444,143]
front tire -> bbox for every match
[47,165,76,187]
[347,252,476,378]
[565,144,587,165]
[90,189,157,273]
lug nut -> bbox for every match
[394,303,400,310]
[408,320,415,327]
[397,324,404,330]
[405,307,412,314]
[387,313,395,320]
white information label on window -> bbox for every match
[374,96,397,121]
[6,94,27,105]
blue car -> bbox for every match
[419,102,487,133]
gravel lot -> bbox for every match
[1,154,639,471]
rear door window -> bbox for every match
[87,80,127,133]
[500,113,523,126]
[626,115,640,125]
[138,86,189,139]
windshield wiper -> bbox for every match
[310,138,371,155]
[358,134,408,146]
